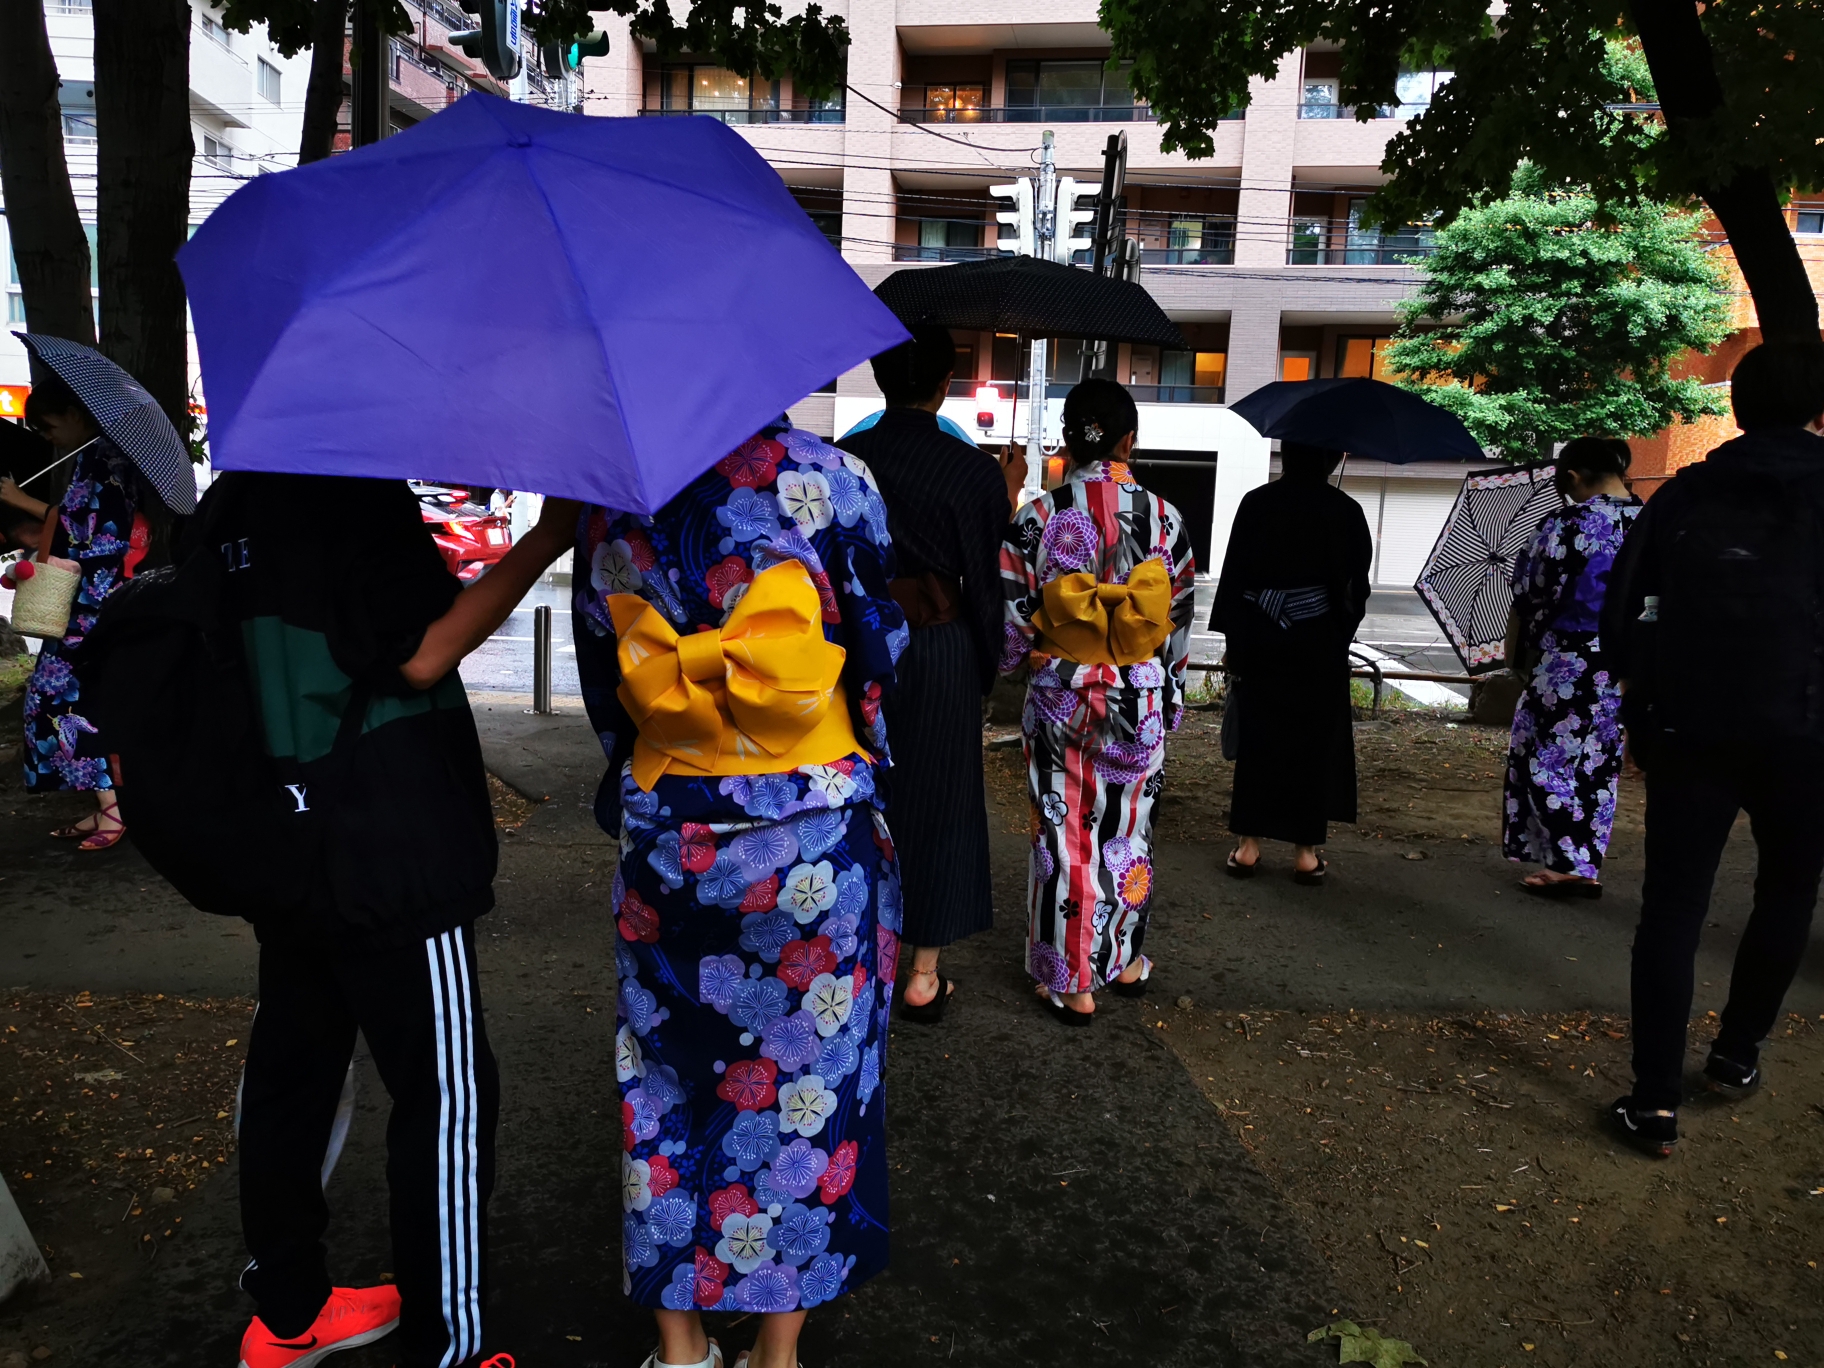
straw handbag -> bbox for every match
[9,506,81,640]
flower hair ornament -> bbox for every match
[1081,420,1105,446]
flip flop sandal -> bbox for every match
[641,1340,724,1368]
[893,968,956,1024]
[78,810,126,852]
[1108,954,1154,998]
[733,1354,801,1368]
[1291,859,1328,887]
[1224,849,1258,879]
[1039,988,1095,1027]
[1519,877,1602,900]
[50,818,99,840]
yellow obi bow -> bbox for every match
[607,560,857,789]
[1032,557,1174,667]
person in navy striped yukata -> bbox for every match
[195,471,579,1368]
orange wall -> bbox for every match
[1627,210,1824,498]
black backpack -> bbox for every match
[1647,461,1824,743]
[77,548,366,919]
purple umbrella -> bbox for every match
[178,93,907,513]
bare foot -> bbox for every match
[1034,982,1094,1015]
[902,966,953,1009]
[1522,870,1593,887]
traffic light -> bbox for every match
[1090,132,1128,276]
[570,29,611,65]
[546,28,609,75]
[449,0,521,82]
[1056,177,1098,265]
[990,178,1035,258]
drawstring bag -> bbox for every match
[8,506,81,639]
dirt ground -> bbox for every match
[1165,1006,1824,1368]
[988,709,1824,1368]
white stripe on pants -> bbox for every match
[429,930,481,1367]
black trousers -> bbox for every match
[1630,740,1824,1109]
[240,924,498,1367]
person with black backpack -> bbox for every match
[86,473,578,1367]
[1601,341,1824,1158]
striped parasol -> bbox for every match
[1415,464,1565,675]
[15,333,196,514]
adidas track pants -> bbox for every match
[239,923,499,1368]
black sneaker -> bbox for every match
[1608,1096,1678,1158]
[1702,1049,1762,1100]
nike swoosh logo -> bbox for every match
[269,1335,318,1350]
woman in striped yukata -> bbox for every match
[998,379,1197,1025]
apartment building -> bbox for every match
[583,1,1476,579]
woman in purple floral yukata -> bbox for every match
[5,376,170,850]
[574,422,907,1368]
[1504,437,1642,898]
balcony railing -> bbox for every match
[638,107,845,125]
[1298,101,1433,120]
[893,243,999,263]
[1286,244,1435,265]
[1141,246,1236,266]
[1128,384,1225,404]
[901,104,1156,125]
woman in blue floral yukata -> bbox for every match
[3,376,170,850]
[999,380,1197,1024]
[1504,437,1642,899]
[573,422,907,1368]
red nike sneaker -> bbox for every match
[238,1284,402,1368]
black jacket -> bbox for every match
[194,473,497,945]
[1603,427,1824,748]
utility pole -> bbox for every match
[1024,130,1056,500]
[349,0,387,147]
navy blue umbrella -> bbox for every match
[1229,377,1484,465]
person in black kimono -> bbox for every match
[838,326,1015,1021]
[1210,441,1372,885]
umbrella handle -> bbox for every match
[34,503,59,566]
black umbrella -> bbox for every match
[17,333,196,513]
[873,256,1185,349]
[1415,464,1566,674]
[1229,377,1484,465]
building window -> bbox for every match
[808,88,845,123]
[1158,350,1227,398]
[257,58,282,103]
[1300,79,1339,118]
[202,134,231,169]
[61,111,97,145]
[901,218,983,262]
[1797,210,1824,235]
[656,65,780,123]
[1005,58,1137,121]
[198,11,230,47]
[1281,352,1317,382]
[923,84,985,122]
[806,211,842,248]
[1287,217,1328,265]
[1160,217,1235,265]
[1336,336,1396,379]
[1344,201,1435,264]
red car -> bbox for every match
[413,483,513,581]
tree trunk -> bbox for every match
[92,0,194,428]
[1629,0,1820,345]
[0,1,96,347]
[298,0,348,165]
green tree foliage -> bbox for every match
[1384,167,1732,461]
[1099,0,1824,342]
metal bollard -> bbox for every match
[532,604,553,714]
